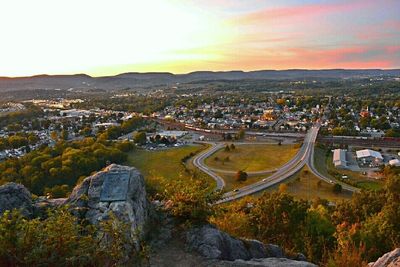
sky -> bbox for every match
[0,0,399,77]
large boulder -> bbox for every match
[0,182,33,217]
[369,248,400,267]
[66,164,148,237]
[186,224,268,261]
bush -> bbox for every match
[162,178,222,223]
[0,208,145,266]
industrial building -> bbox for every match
[356,149,383,165]
[333,149,347,169]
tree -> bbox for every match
[249,192,309,250]
[224,145,231,152]
[332,183,342,194]
[237,129,245,140]
[8,135,28,149]
[235,170,248,182]
[278,183,288,193]
[61,129,69,140]
[230,144,236,150]
[133,132,147,145]
[276,98,285,105]
[50,131,58,141]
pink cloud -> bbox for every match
[232,0,372,25]
[219,45,396,70]
[386,45,400,54]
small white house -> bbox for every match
[389,159,400,167]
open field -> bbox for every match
[204,143,299,172]
[126,144,215,190]
[265,166,353,201]
[314,147,384,191]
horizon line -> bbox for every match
[1,68,400,79]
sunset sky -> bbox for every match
[0,0,399,77]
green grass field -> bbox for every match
[126,144,215,190]
[204,144,299,172]
[314,147,384,191]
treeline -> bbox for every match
[0,133,39,150]
[0,105,43,128]
[74,95,170,115]
[97,116,146,140]
[0,138,133,197]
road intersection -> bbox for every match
[192,124,360,203]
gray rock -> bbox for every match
[66,164,148,239]
[265,244,285,258]
[33,197,66,217]
[209,258,318,267]
[369,248,400,267]
[245,240,269,259]
[186,224,267,260]
[294,253,307,262]
[0,182,32,217]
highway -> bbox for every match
[192,124,359,203]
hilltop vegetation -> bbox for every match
[210,166,400,266]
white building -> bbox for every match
[356,149,383,165]
[389,159,400,167]
[333,149,347,169]
[158,130,187,138]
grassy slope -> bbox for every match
[253,166,352,201]
[219,172,271,191]
[204,144,299,172]
[126,144,215,189]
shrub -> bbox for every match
[0,208,145,266]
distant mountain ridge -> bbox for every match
[0,69,399,91]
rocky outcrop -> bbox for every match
[185,224,317,266]
[369,248,400,267]
[66,164,148,237]
[186,224,292,261]
[0,182,33,217]
[209,258,318,267]
[186,224,265,260]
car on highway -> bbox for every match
[233,189,239,192]
[262,178,267,182]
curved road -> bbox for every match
[192,124,359,203]
[193,143,226,190]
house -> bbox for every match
[356,149,383,165]
[333,149,347,169]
